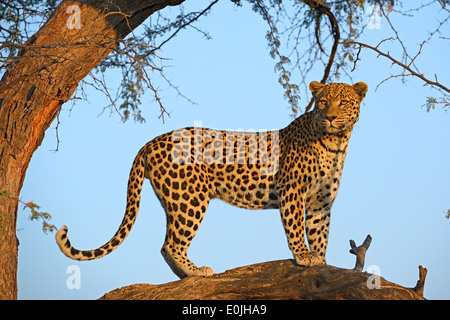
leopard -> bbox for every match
[56,81,368,279]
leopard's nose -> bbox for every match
[326,115,337,122]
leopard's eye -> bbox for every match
[340,100,349,105]
[319,100,327,108]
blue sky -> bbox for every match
[18,1,450,299]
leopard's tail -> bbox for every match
[55,146,147,261]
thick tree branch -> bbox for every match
[100,260,425,300]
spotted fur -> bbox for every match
[56,81,368,279]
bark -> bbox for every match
[99,260,425,300]
[0,0,184,300]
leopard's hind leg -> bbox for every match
[160,192,213,278]
[152,163,213,279]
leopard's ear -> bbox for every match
[351,82,368,100]
[309,81,325,97]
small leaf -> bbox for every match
[25,201,34,208]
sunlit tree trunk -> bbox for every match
[0,0,184,300]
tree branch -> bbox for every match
[303,0,340,112]
[340,39,450,95]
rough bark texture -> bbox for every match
[0,0,184,300]
[99,260,425,300]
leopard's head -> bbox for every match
[309,81,368,134]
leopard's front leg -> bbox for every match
[304,199,332,266]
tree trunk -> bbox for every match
[0,0,184,300]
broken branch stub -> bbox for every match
[349,235,372,272]
[412,265,427,297]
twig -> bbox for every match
[375,73,414,91]
[437,0,450,13]
[369,37,394,52]
[408,40,426,68]
[52,110,62,152]
[379,5,418,70]
[350,46,362,72]
[152,0,219,54]
[349,234,372,272]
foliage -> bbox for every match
[23,201,57,234]
[232,0,398,115]
[0,190,56,234]
[3,0,447,118]
[423,97,450,113]
[96,2,219,122]
[249,0,301,115]
[0,0,397,120]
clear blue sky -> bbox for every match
[18,1,449,299]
